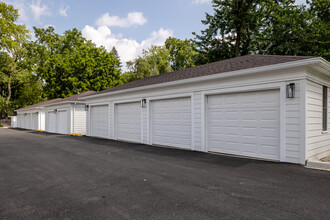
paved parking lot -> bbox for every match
[0,128,329,219]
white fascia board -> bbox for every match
[80,58,324,100]
[43,101,85,107]
[309,57,330,76]
[15,107,44,113]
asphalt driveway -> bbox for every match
[0,128,329,219]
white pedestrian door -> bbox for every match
[32,113,38,130]
[57,110,68,134]
[207,90,280,161]
[115,102,141,143]
[48,112,57,133]
[90,105,109,138]
[151,97,191,149]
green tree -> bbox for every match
[194,0,329,62]
[33,27,123,99]
[122,45,172,82]
[123,37,200,82]
[111,46,121,68]
[193,0,264,63]
[0,2,31,117]
[165,37,199,71]
[306,0,329,60]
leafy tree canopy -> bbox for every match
[122,37,199,82]
[0,2,35,117]
[193,0,330,63]
[33,27,123,99]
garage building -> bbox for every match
[80,55,330,165]
[44,91,95,135]
[16,98,62,130]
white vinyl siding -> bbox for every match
[90,105,109,139]
[306,80,330,160]
[151,97,191,149]
[193,92,202,151]
[40,111,45,131]
[285,80,302,164]
[115,102,141,143]
[207,90,280,161]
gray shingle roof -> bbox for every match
[16,98,62,111]
[16,91,95,111]
[89,55,315,96]
[59,91,96,102]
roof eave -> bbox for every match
[15,106,44,112]
[44,100,86,107]
[78,57,325,100]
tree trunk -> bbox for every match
[5,68,13,118]
[234,0,243,57]
[235,27,241,57]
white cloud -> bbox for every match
[82,25,173,70]
[95,12,147,28]
[193,0,211,4]
[29,0,51,22]
[58,3,69,17]
[43,24,55,28]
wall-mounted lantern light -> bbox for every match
[141,99,146,108]
[85,105,89,111]
[54,109,57,113]
[286,83,295,98]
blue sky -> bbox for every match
[5,0,307,69]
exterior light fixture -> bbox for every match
[54,109,57,113]
[286,83,295,98]
[85,105,89,111]
[141,99,147,108]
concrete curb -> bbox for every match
[306,160,330,171]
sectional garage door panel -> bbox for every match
[48,112,57,133]
[207,90,280,160]
[90,105,109,138]
[24,114,30,129]
[32,113,38,130]
[116,102,141,142]
[151,97,191,149]
[58,110,68,134]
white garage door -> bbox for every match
[32,112,38,130]
[115,102,141,143]
[207,90,280,161]
[24,114,30,129]
[48,112,57,133]
[18,114,22,128]
[151,97,191,149]
[90,105,109,138]
[57,110,68,134]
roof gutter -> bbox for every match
[15,106,44,112]
[80,58,326,100]
[43,101,86,107]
